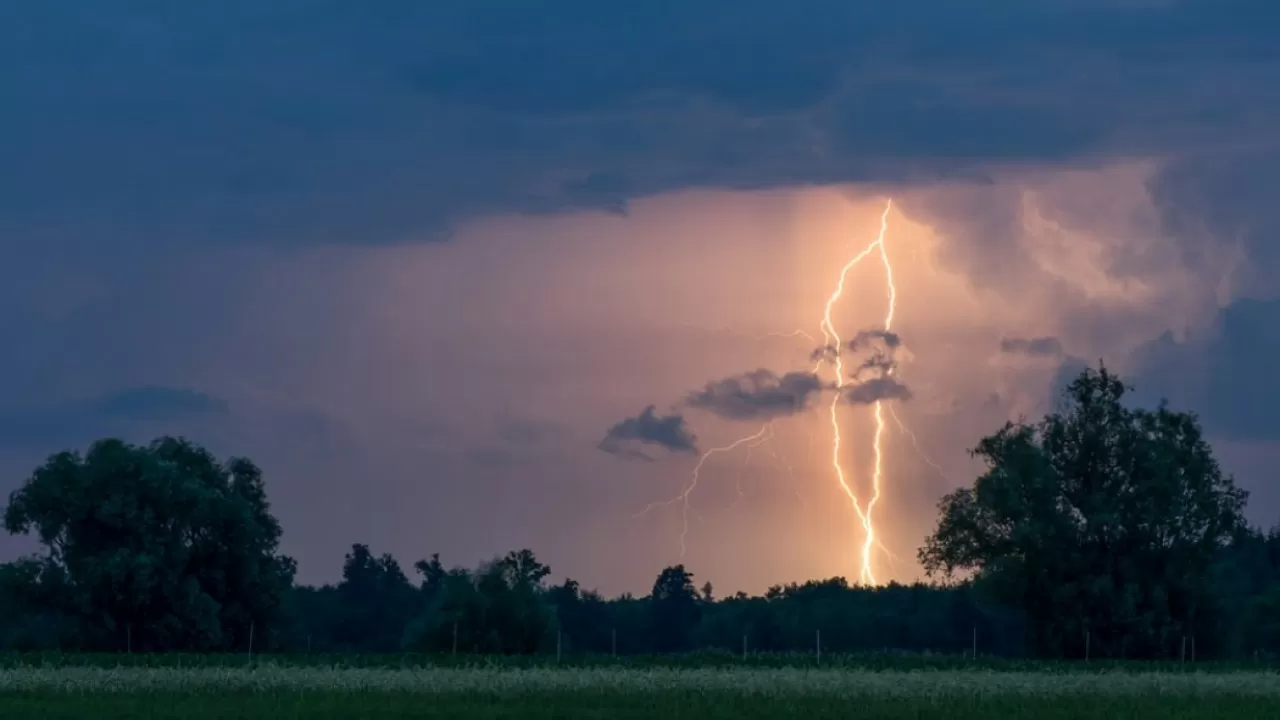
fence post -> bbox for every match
[126,624,132,655]
[452,619,459,655]
[1085,631,1090,663]
[816,629,821,664]
[1191,636,1196,663]
[1180,636,1186,664]
[248,621,255,664]
[611,628,617,658]
[556,631,562,663]
[971,626,976,660]
[742,633,747,661]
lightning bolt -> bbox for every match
[864,200,898,585]
[888,405,954,484]
[638,198,903,576]
[636,422,774,557]
[728,423,777,510]
[815,198,896,586]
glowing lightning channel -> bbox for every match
[862,200,897,586]
[636,422,774,557]
[814,198,896,586]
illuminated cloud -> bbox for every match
[598,406,698,460]
[845,377,913,405]
[685,369,826,421]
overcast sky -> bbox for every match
[3,0,1279,595]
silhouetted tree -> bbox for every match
[920,364,1249,658]
[651,565,701,652]
[326,544,419,652]
[0,437,294,651]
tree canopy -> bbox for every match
[920,364,1250,658]
[1,437,295,651]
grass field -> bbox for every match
[1,665,1279,718]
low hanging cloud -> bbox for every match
[809,330,903,367]
[844,377,914,405]
[848,330,903,352]
[840,328,912,404]
[851,353,897,381]
[0,386,230,449]
[598,406,698,460]
[685,369,826,421]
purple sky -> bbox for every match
[2,1,1279,595]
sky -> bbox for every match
[3,0,1280,595]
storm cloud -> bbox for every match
[849,331,903,353]
[844,377,914,405]
[598,406,698,460]
[0,387,229,449]
[685,369,826,421]
[1133,298,1280,442]
[5,1,1280,252]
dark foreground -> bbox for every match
[2,693,1278,719]
[1,665,1276,719]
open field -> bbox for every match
[1,665,1279,719]
[3,650,1278,671]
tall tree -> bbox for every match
[919,365,1248,658]
[1,437,295,651]
[650,565,701,652]
[329,544,419,652]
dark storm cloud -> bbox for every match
[1000,336,1066,358]
[598,406,698,460]
[5,1,1280,249]
[0,387,229,449]
[1148,149,1280,300]
[851,354,898,382]
[849,331,903,352]
[1132,298,1280,441]
[685,369,826,421]
[844,377,914,405]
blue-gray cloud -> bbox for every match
[1132,298,1280,441]
[4,1,1279,250]
[0,386,228,449]
[844,377,913,405]
[685,369,826,421]
[598,406,698,460]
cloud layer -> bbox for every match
[685,369,826,421]
[5,1,1280,250]
[598,406,698,460]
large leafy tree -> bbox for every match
[919,365,1248,658]
[650,565,701,652]
[1,437,295,651]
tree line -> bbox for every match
[0,366,1278,659]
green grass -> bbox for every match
[2,693,1277,720]
[0,666,1278,718]
[1,650,1276,673]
